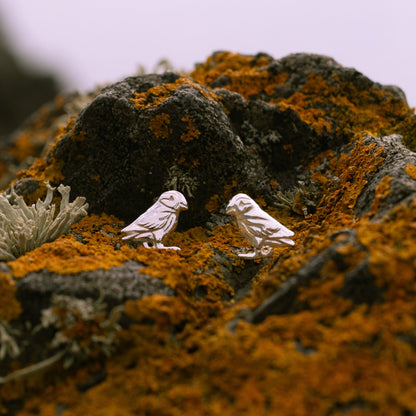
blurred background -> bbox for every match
[0,0,415,137]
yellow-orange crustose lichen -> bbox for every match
[405,163,416,180]
[6,172,416,415]
[274,73,416,146]
[190,51,289,100]
[2,52,416,415]
[7,134,38,163]
[130,77,217,111]
[8,214,126,278]
[366,175,393,217]
[310,137,385,221]
[180,114,201,142]
[148,113,171,139]
[0,272,21,322]
[15,117,77,188]
[191,53,416,149]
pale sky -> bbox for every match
[1,0,415,107]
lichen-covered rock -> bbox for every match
[50,73,269,227]
[354,134,416,217]
[1,51,416,416]
[15,260,175,317]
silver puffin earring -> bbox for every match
[226,193,295,259]
[122,190,188,250]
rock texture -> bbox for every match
[1,51,416,415]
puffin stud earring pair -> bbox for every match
[122,191,295,258]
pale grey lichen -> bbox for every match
[0,293,122,385]
[164,165,198,198]
[0,183,88,261]
[0,319,20,360]
[40,293,123,368]
[273,182,317,217]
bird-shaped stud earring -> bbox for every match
[121,190,188,250]
[226,193,295,259]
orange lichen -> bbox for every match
[180,114,201,142]
[16,155,64,186]
[356,198,416,295]
[191,52,272,84]
[125,295,190,333]
[15,117,77,186]
[70,129,88,143]
[367,175,393,217]
[205,194,220,213]
[0,272,22,322]
[8,235,123,278]
[9,190,416,415]
[313,137,385,221]
[130,77,217,111]
[7,134,38,163]
[190,51,288,100]
[191,53,416,147]
[8,214,127,278]
[148,113,171,139]
[282,143,294,155]
[405,163,416,180]
[274,73,416,145]
[3,101,72,176]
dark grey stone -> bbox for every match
[354,134,416,218]
[248,230,382,324]
[15,261,174,323]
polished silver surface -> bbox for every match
[226,193,295,259]
[122,190,188,250]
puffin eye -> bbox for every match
[169,195,174,200]
[238,200,250,210]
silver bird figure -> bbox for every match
[121,190,188,250]
[226,193,295,258]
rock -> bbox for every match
[248,230,383,324]
[354,134,416,218]
[49,73,271,227]
[15,260,175,321]
[1,51,416,415]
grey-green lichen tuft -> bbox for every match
[0,319,20,360]
[0,183,88,261]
